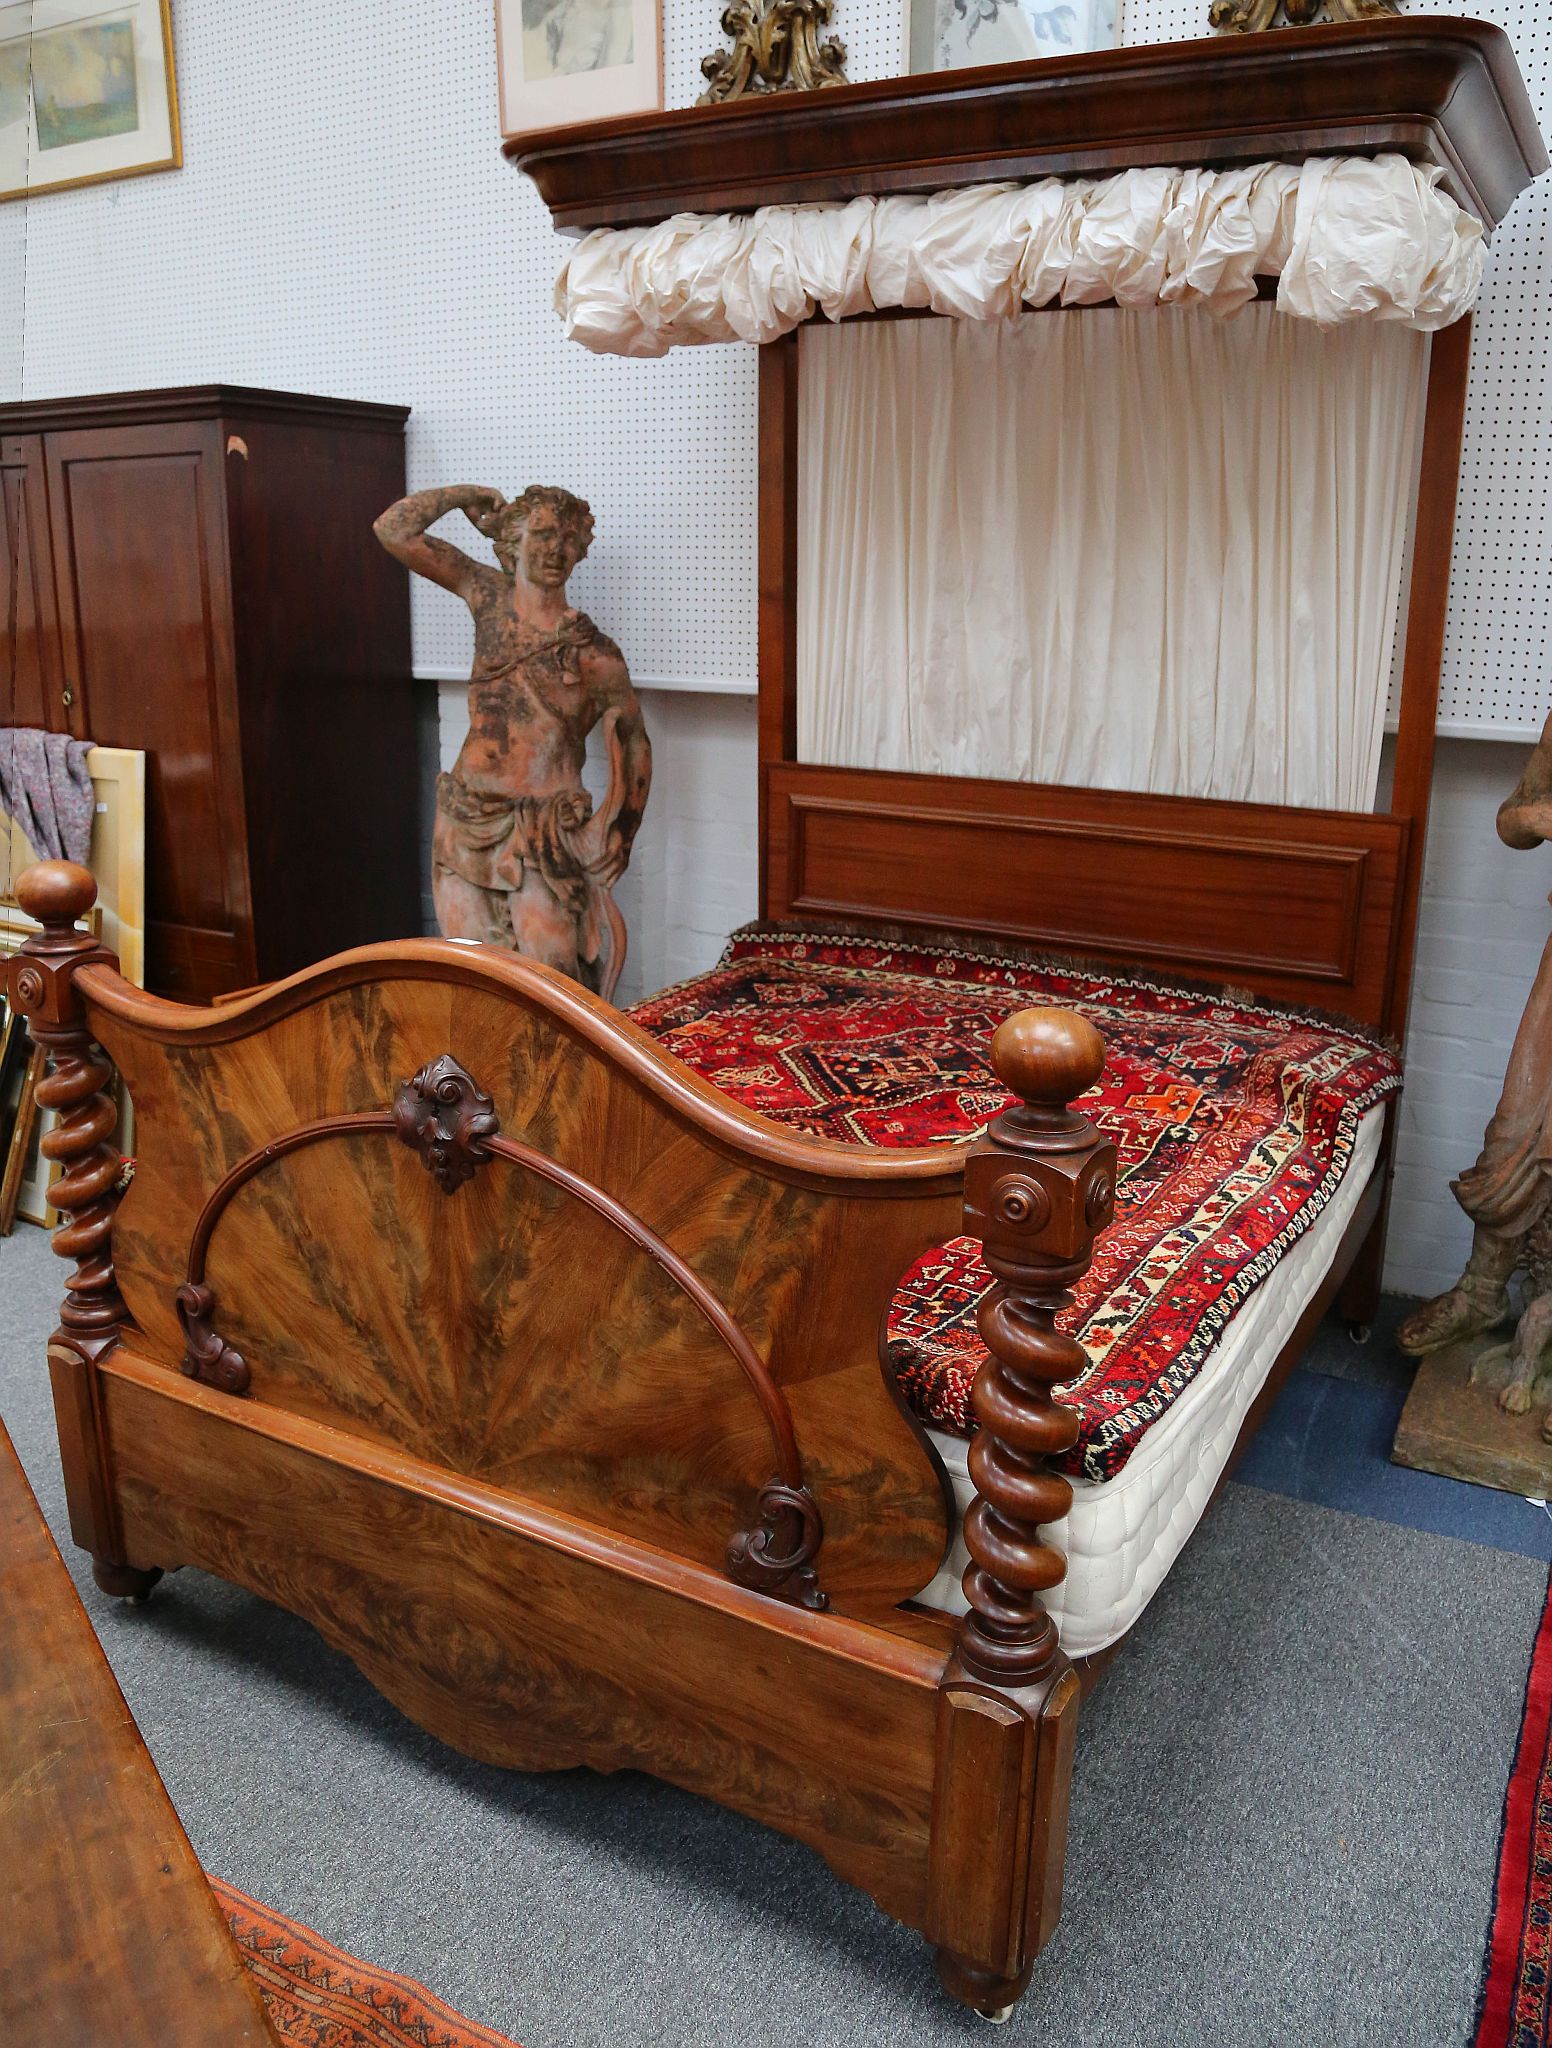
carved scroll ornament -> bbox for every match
[1210,0,1400,29]
[699,0,847,105]
[726,1479,827,1611]
[176,1282,250,1396]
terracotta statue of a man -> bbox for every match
[1398,708,1552,1422]
[374,484,650,1001]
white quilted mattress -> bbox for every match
[913,1103,1385,1658]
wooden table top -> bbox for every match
[0,1418,278,2047]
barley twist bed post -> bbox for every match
[929,1008,1116,2018]
[7,861,156,1600]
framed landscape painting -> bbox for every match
[495,0,660,138]
[910,0,1117,73]
[0,0,180,204]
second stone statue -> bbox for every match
[374,483,651,1001]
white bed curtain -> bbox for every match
[796,306,1428,812]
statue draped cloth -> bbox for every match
[1455,930,1552,1241]
[431,611,630,999]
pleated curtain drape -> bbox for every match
[796,305,1428,812]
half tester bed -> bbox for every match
[10,19,1546,2030]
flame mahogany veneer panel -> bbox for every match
[767,762,1408,1030]
[85,956,956,1615]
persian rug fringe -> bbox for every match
[1475,1566,1552,2048]
[213,1878,522,2048]
[721,915,1404,1055]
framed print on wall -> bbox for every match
[495,0,660,137]
[0,0,180,204]
[910,0,1117,73]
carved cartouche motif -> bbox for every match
[1209,0,1399,29]
[393,1055,501,1195]
[699,0,847,104]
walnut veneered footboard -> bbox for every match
[92,950,966,1613]
[10,860,1119,2019]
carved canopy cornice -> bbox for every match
[506,17,1544,237]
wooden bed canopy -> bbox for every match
[9,20,1545,2029]
[508,17,1545,232]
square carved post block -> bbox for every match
[928,1007,1115,2017]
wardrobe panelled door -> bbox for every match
[0,388,420,1001]
[47,421,241,985]
[0,436,64,737]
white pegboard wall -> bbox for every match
[1121,0,1552,738]
[7,0,917,685]
[0,200,24,403]
[8,0,761,688]
[10,1,1545,722]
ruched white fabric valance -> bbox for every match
[555,155,1483,357]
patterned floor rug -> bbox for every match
[213,1879,521,2048]
[1477,1568,1552,2048]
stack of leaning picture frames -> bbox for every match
[0,745,144,1230]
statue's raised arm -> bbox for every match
[373,485,507,601]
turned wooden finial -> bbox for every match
[957,1006,1116,1689]
[15,858,98,932]
[990,1007,1106,1128]
[9,860,127,1356]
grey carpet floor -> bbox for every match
[0,1217,1540,2048]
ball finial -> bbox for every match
[15,860,98,929]
[990,1007,1105,1107]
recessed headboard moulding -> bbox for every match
[507,18,1546,234]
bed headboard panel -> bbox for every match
[757,316,1473,1043]
[767,762,1408,1030]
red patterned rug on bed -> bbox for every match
[213,1878,521,2048]
[631,921,1401,1483]
[1477,1571,1552,2048]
